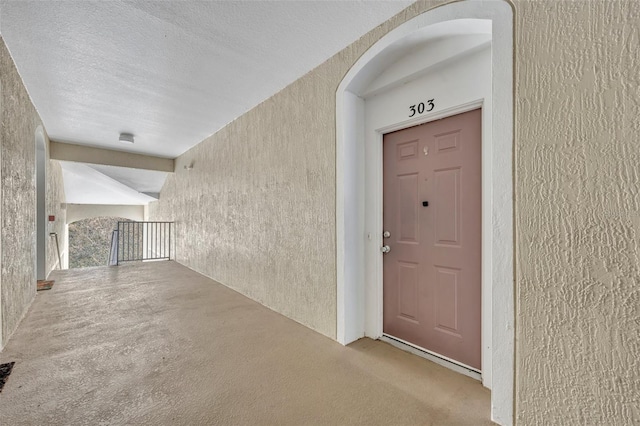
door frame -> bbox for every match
[378,101,484,373]
[335,1,514,424]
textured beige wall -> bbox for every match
[150,0,449,339]
[515,1,640,424]
[0,37,67,348]
[151,0,639,423]
[0,41,3,346]
[0,36,37,347]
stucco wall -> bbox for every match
[0,37,66,348]
[150,0,450,339]
[150,0,639,423]
[0,36,37,347]
[514,1,640,424]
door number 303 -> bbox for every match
[409,99,435,117]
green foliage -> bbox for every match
[69,217,131,269]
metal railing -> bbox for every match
[49,232,62,269]
[109,221,173,265]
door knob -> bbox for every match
[381,245,391,253]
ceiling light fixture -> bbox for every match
[119,133,135,144]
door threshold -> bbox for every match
[380,334,481,381]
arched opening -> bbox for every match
[35,126,47,280]
[336,1,514,424]
[64,204,146,269]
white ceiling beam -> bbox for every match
[50,142,174,173]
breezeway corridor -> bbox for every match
[0,261,491,425]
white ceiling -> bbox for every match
[0,0,413,159]
[61,162,157,205]
[87,164,168,197]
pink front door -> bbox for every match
[382,108,482,370]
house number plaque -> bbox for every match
[408,99,435,117]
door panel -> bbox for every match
[397,173,420,243]
[434,266,461,335]
[398,262,419,321]
[434,167,460,246]
[382,108,481,370]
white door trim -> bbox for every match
[335,1,514,425]
[372,98,484,336]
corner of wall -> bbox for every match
[0,42,3,349]
[0,36,48,347]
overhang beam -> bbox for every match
[50,142,174,172]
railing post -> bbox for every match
[117,222,121,265]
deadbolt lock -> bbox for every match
[383,231,391,238]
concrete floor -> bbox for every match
[0,261,492,425]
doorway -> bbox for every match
[336,2,514,424]
[382,109,482,371]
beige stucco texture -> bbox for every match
[150,1,639,423]
[0,37,67,348]
[150,0,449,341]
[1,36,38,347]
[515,1,640,424]
[150,84,339,337]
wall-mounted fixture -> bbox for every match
[184,161,194,170]
[119,133,135,144]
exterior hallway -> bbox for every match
[0,261,491,425]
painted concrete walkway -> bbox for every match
[0,261,492,425]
